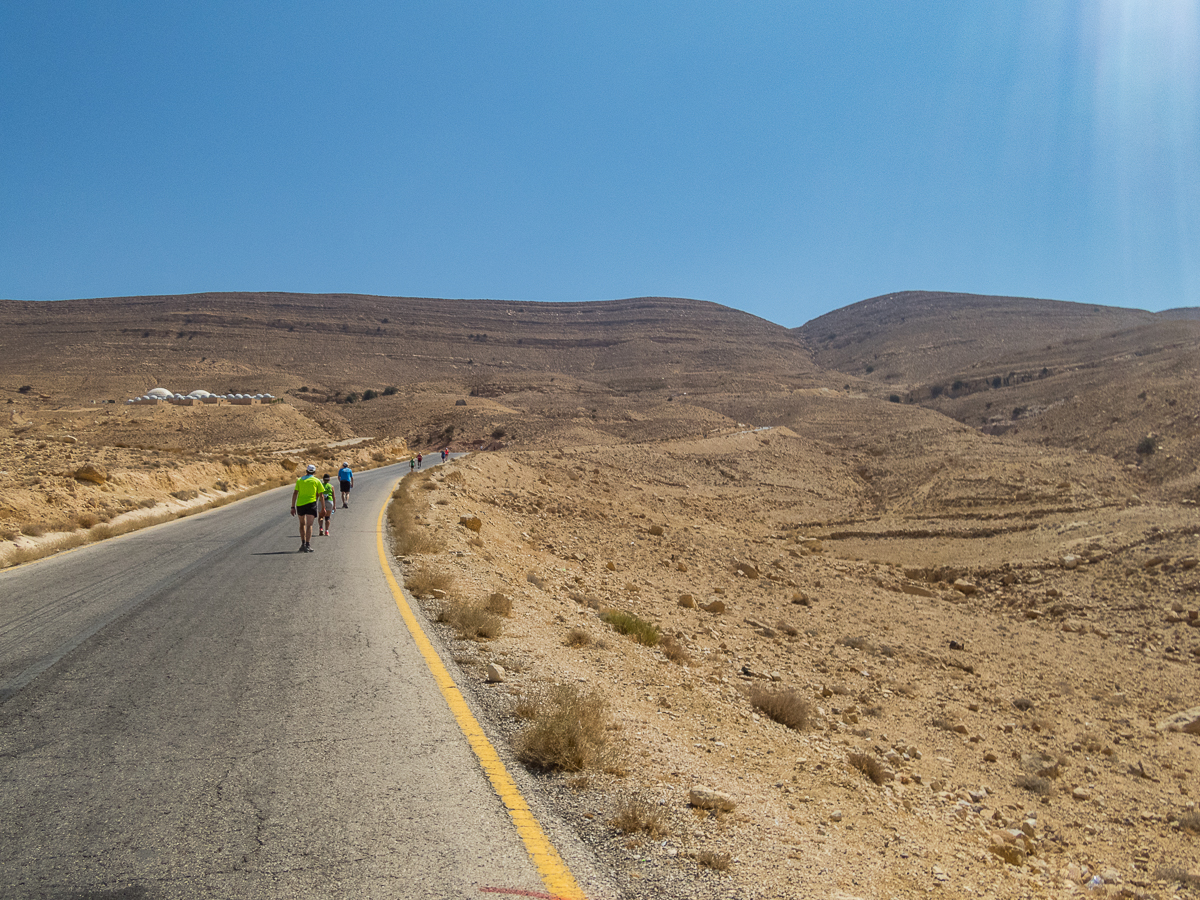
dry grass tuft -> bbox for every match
[749,686,810,731]
[405,564,455,597]
[1015,774,1052,795]
[565,628,592,648]
[1180,811,1200,833]
[438,602,503,640]
[848,751,887,785]
[484,592,512,616]
[697,851,732,872]
[609,798,670,837]
[515,685,609,772]
[660,635,691,664]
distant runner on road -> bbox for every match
[290,464,322,552]
[318,474,335,536]
[416,453,423,469]
[337,461,353,508]
[441,448,448,463]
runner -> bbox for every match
[290,464,322,552]
[417,453,423,469]
[441,447,448,463]
[318,474,335,536]
[337,460,353,508]
[410,457,416,473]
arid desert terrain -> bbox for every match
[2,290,1199,899]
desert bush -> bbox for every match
[660,635,691,664]
[515,685,609,772]
[697,851,731,872]
[20,523,44,537]
[74,512,100,528]
[526,571,547,588]
[888,394,901,403]
[932,717,959,732]
[405,564,455,597]
[600,610,660,647]
[848,751,887,785]
[1180,811,1200,833]
[484,592,512,616]
[1137,434,1158,455]
[838,635,872,651]
[610,798,670,837]
[382,385,398,396]
[438,602,502,641]
[362,389,378,401]
[18,384,32,393]
[1015,774,1052,795]
[774,621,799,637]
[749,686,810,731]
[565,627,592,648]
[491,426,507,439]
[1155,866,1200,887]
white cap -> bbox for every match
[306,464,316,473]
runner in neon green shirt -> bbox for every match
[318,474,335,536]
[290,464,322,552]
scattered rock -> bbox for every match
[458,515,483,532]
[1060,554,1081,570]
[735,562,759,579]
[677,594,697,609]
[689,786,736,811]
[701,600,726,614]
[952,579,978,595]
[485,663,507,683]
[1156,707,1200,734]
[73,463,107,485]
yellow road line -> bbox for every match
[375,489,586,900]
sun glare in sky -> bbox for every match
[1085,0,1200,304]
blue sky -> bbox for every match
[2,1,1198,326]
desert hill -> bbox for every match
[0,292,823,402]
[798,291,1200,502]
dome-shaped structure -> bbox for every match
[146,387,173,399]
[187,390,211,399]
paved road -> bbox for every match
[0,462,583,899]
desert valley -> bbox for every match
[2,290,1199,899]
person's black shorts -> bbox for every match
[297,502,318,517]
[339,479,352,493]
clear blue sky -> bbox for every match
[3,1,1198,326]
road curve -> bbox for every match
[0,462,591,899]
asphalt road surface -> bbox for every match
[0,462,589,899]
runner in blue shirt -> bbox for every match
[337,462,353,508]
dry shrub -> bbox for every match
[600,610,660,647]
[839,635,872,651]
[138,498,157,508]
[526,571,547,588]
[1015,774,1052,795]
[20,523,45,537]
[515,685,609,772]
[438,603,503,641]
[660,635,691,664]
[775,621,799,637]
[1155,866,1200,887]
[484,592,512,616]
[467,536,484,548]
[565,628,592,648]
[749,686,810,731]
[697,851,731,872]
[848,751,886,785]
[0,529,16,542]
[610,798,670,837]
[405,564,455,597]
[1180,811,1200,833]
[74,512,100,528]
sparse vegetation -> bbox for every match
[437,602,502,640]
[404,564,455,597]
[609,798,670,837]
[749,686,810,731]
[600,610,660,647]
[697,851,732,872]
[514,685,609,772]
[565,627,592,648]
[484,592,512,616]
[848,751,887,785]
[1015,774,1052,795]
[660,635,691,664]
[1137,434,1158,455]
